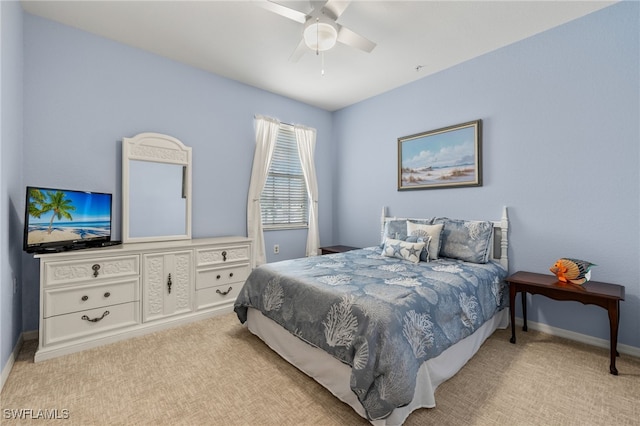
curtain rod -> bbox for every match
[254,114,293,127]
[254,115,316,133]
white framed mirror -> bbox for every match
[122,132,192,243]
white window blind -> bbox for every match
[261,126,309,229]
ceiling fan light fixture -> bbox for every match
[303,18,338,52]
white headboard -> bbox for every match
[381,206,509,270]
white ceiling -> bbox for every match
[21,0,615,111]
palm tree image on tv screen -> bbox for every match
[26,188,111,247]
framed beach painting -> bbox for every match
[398,120,482,190]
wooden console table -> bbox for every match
[506,271,625,375]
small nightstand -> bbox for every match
[319,245,360,255]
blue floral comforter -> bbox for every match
[234,247,507,420]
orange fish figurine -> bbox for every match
[550,258,595,285]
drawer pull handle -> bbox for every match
[81,295,89,301]
[81,310,110,323]
[229,272,234,278]
[216,274,221,280]
[92,264,100,277]
[167,273,172,294]
[104,292,111,298]
[216,287,233,296]
[222,251,227,262]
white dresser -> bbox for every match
[35,236,251,362]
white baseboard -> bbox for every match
[514,317,640,358]
[0,331,30,393]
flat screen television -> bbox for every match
[23,186,114,253]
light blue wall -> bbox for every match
[21,13,334,332]
[1,0,24,373]
[3,1,638,372]
[333,2,639,349]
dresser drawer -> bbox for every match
[196,264,250,290]
[44,278,139,318]
[196,245,250,267]
[196,283,242,310]
[43,302,139,346]
[44,255,139,286]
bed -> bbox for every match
[234,207,509,425]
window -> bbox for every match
[260,125,309,229]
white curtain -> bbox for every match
[294,125,320,257]
[247,115,280,268]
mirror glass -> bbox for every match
[122,133,192,243]
[129,161,187,238]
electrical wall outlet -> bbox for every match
[273,244,280,254]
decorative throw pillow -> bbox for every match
[381,218,433,246]
[406,222,443,261]
[382,237,425,263]
[404,235,432,262]
[434,218,493,263]
[409,218,434,226]
[380,219,408,246]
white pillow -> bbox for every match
[407,222,443,261]
[382,238,425,263]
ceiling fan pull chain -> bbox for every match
[316,17,320,56]
[321,52,325,76]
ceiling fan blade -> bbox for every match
[323,0,351,20]
[257,0,307,24]
[289,39,308,62]
[337,25,376,53]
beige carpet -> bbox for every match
[1,313,639,425]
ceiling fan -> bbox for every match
[259,0,376,62]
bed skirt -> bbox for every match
[246,307,509,426]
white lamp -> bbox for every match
[303,17,338,52]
